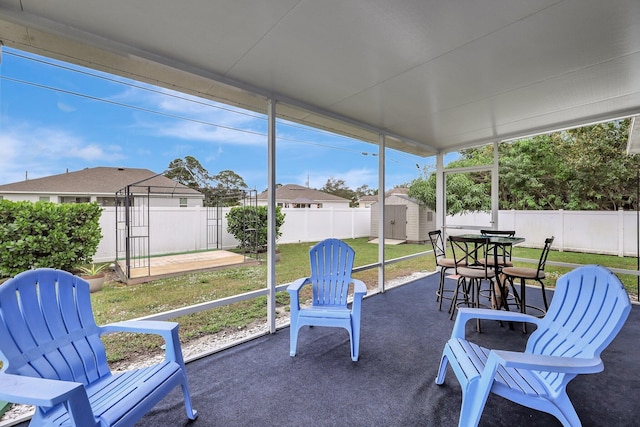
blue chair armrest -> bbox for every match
[452,307,540,338]
[101,320,184,364]
[352,279,367,296]
[492,350,604,374]
[0,373,97,425]
[101,320,177,335]
[286,277,311,294]
[0,372,89,408]
[351,279,366,311]
[287,278,311,314]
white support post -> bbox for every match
[436,153,444,231]
[267,98,277,333]
[378,134,386,293]
[492,141,499,229]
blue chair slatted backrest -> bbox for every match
[309,238,356,308]
[0,268,110,384]
[525,264,631,394]
[288,239,367,361]
[0,268,198,426]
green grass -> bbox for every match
[93,238,638,363]
[512,246,640,295]
[96,238,432,362]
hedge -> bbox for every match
[0,200,103,277]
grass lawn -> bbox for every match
[513,246,640,294]
[93,238,639,363]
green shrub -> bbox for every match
[0,200,103,277]
[226,205,285,250]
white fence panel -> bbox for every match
[94,207,372,262]
[277,208,370,243]
[95,207,116,262]
[562,211,616,254]
[623,211,638,256]
[507,210,562,249]
[94,207,640,262]
[447,212,491,228]
[447,209,639,257]
[150,207,207,254]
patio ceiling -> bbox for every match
[1,0,640,156]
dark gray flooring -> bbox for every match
[133,273,639,426]
[16,272,639,426]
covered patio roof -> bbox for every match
[1,0,639,156]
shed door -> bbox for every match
[384,205,406,240]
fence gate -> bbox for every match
[115,187,150,279]
[384,205,407,240]
[206,205,222,249]
[206,189,258,251]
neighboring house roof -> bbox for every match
[359,195,378,202]
[385,187,409,197]
[0,167,202,196]
[358,188,406,204]
[388,194,415,203]
[370,187,424,206]
[257,184,350,203]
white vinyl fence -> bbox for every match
[93,208,640,262]
[93,207,371,262]
[447,209,640,257]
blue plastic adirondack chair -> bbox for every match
[0,268,198,426]
[436,265,631,427]
[288,239,367,361]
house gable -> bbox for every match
[257,184,350,208]
[0,167,203,206]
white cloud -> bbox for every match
[0,133,23,183]
[0,132,64,182]
[150,120,267,146]
[113,84,267,143]
[0,120,126,184]
[204,146,224,162]
[57,102,76,112]
[136,147,153,157]
[299,167,378,190]
[29,128,105,160]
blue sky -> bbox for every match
[0,47,434,192]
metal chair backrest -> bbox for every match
[428,230,447,260]
[309,238,356,307]
[480,229,516,263]
[448,235,489,271]
[536,236,554,274]
[479,229,515,237]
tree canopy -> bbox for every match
[320,177,358,207]
[165,156,211,190]
[165,156,248,206]
[409,119,639,214]
[210,169,248,206]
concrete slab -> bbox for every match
[116,250,257,284]
[368,238,406,245]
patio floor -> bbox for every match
[131,275,640,427]
[13,273,636,426]
[127,272,640,427]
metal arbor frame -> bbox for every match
[115,176,259,281]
